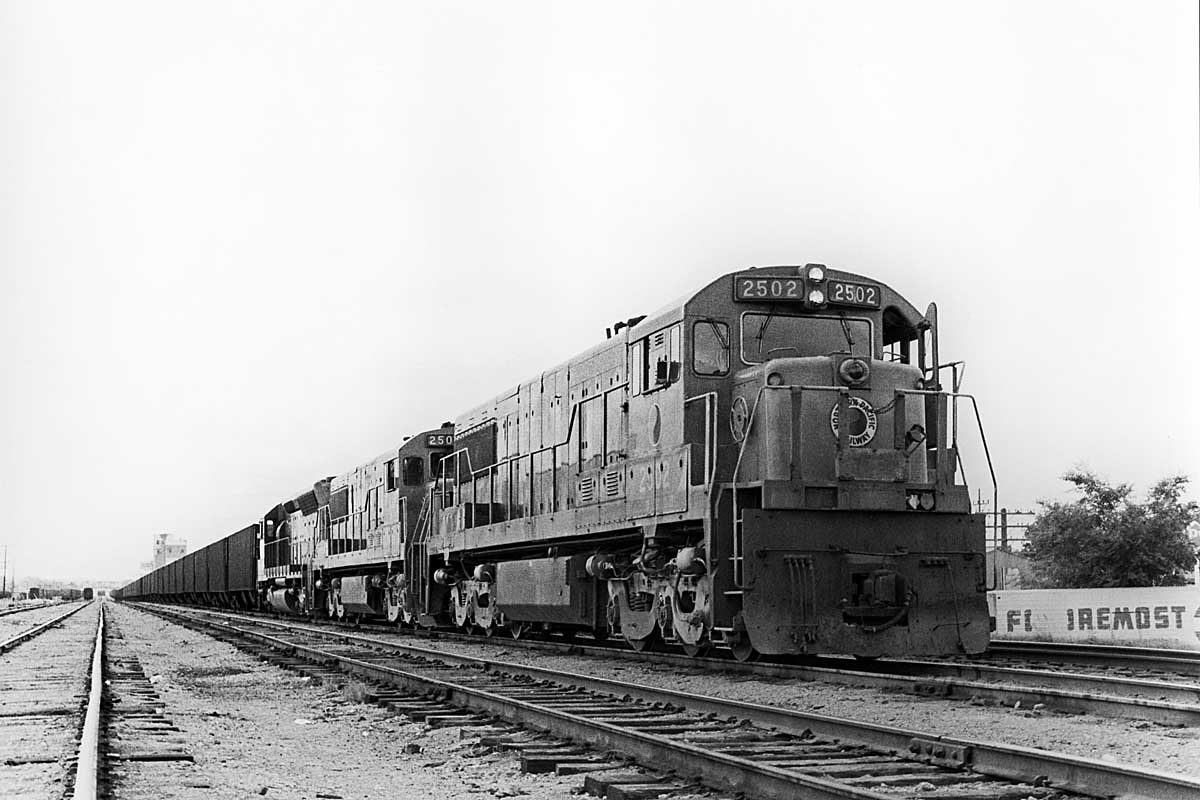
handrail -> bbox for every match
[898,388,997,528]
[438,382,635,520]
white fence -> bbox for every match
[989,587,1200,650]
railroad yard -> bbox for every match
[5,597,1198,799]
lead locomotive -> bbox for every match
[119,264,992,659]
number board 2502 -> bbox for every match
[733,275,880,308]
[826,280,880,308]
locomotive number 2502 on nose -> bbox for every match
[734,277,802,301]
[734,275,880,308]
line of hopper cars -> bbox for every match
[117,264,994,660]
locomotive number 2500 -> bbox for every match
[736,278,801,301]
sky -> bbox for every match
[2,2,1197,584]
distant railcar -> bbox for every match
[82,587,94,601]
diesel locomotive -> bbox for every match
[116,264,993,659]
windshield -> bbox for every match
[740,313,873,364]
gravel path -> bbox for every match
[106,603,651,800]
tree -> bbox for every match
[1023,470,1199,588]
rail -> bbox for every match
[71,602,104,799]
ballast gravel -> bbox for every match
[105,603,677,800]
[386,632,1200,779]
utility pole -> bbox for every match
[1,545,7,597]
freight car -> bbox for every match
[116,263,992,660]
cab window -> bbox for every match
[740,313,872,364]
[692,320,729,376]
[638,324,682,392]
[402,456,424,486]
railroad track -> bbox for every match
[0,600,98,798]
[985,639,1200,679]
[130,602,1200,727]
[133,602,1200,800]
[0,601,70,619]
[0,601,194,800]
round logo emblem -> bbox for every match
[730,396,749,441]
[829,396,878,447]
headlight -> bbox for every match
[767,372,784,386]
[808,289,825,304]
[807,265,825,282]
[838,358,870,385]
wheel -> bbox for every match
[508,621,528,640]
[629,637,654,652]
[627,628,660,653]
[681,640,711,658]
[729,631,758,663]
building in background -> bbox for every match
[151,533,187,569]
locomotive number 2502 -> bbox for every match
[733,274,881,308]
[828,281,880,308]
[734,277,801,301]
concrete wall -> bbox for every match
[989,587,1200,650]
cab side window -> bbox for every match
[386,459,398,491]
[402,456,424,486]
[693,320,730,376]
[639,324,682,392]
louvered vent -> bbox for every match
[653,332,665,347]
[578,476,595,504]
[603,470,620,498]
